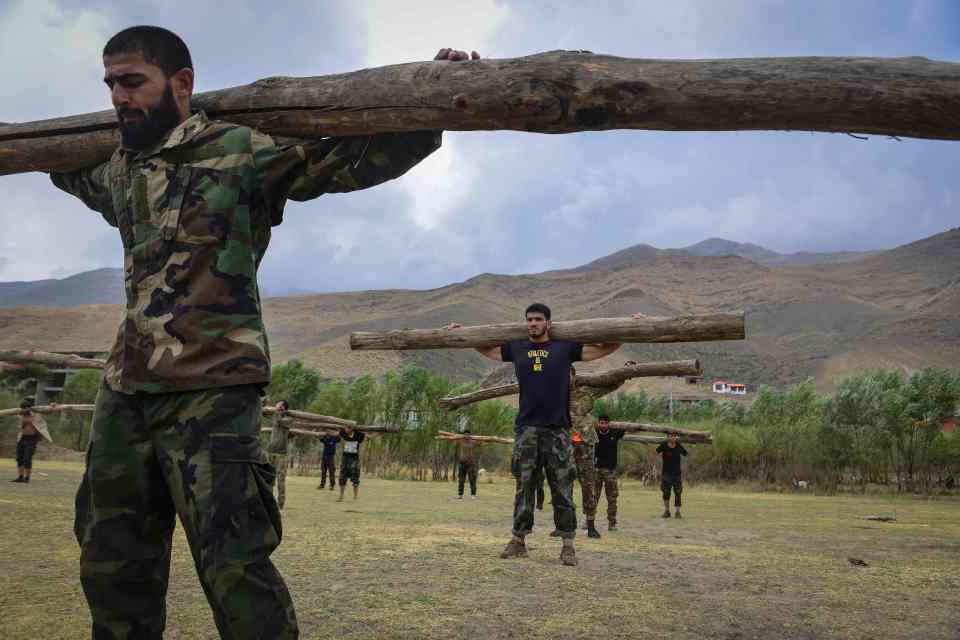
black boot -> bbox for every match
[587,520,601,539]
[22,476,30,483]
[11,477,23,483]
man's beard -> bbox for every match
[117,83,182,151]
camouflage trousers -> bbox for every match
[319,454,336,488]
[268,453,288,509]
[74,383,297,640]
[512,426,577,539]
[339,455,361,486]
[573,443,597,520]
[595,467,620,524]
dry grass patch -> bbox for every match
[2,462,958,639]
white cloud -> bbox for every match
[0,0,116,120]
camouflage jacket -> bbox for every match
[52,111,441,394]
[569,369,623,445]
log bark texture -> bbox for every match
[438,359,702,409]
[0,350,105,370]
[351,313,744,350]
[3,52,958,175]
[623,434,710,445]
[262,406,356,427]
[576,359,701,387]
[610,421,713,441]
[0,403,95,417]
[437,431,514,444]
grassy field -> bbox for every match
[2,461,958,640]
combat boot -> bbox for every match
[560,545,578,566]
[500,539,528,559]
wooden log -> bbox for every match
[623,434,710,445]
[351,312,744,350]
[440,383,519,410]
[436,431,514,444]
[609,421,712,441]
[3,52,959,174]
[262,406,356,427]
[269,421,400,434]
[0,350,105,370]
[262,427,325,439]
[0,403,95,417]
[577,359,701,387]
[439,359,702,410]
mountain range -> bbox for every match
[1,230,957,391]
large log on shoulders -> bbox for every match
[610,421,713,441]
[351,313,744,350]
[0,403,96,417]
[262,406,356,427]
[0,350,105,370]
[624,434,710,445]
[438,358,702,410]
[437,430,514,444]
[3,52,958,175]
[576,359,701,387]
[440,384,519,410]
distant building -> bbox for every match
[712,380,747,396]
[943,416,957,434]
[32,351,103,405]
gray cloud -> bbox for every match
[1,0,958,295]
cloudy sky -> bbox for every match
[1,0,958,293]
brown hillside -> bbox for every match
[0,229,957,390]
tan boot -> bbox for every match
[560,545,578,566]
[499,539,528,559]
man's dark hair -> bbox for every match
[103,26,193,77]
[278,399,289,411]
[524,303,551,320]
[598,415,610,422]
[20,398,35,410]
[462,429,471,434]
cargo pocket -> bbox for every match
[208,434,282,562]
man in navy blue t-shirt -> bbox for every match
[447,303,645,566]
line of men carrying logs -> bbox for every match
[4,303,732,570]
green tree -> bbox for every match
[267,359,320,410]
[56,370,102,450]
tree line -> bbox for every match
[2,361,957,493]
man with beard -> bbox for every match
[50,25,478,640]
[446,304,644,566]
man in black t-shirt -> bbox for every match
[656,432,688,518]
[447,303,644,567]
[594,416,626,531]
[337,425,368,502]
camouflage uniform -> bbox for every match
[595,467,620,525]
[74,383,295,639]
[570,378,609,521]
[267,413,290,509]
[55,111,440,639]
[511,426,577,538]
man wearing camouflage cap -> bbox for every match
[52,25,479,639]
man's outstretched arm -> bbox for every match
[254,47,479,214]
[443,322,503,361]
[49,161,117,225]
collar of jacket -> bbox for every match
[118,110,210,159]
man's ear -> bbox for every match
[171,67,194,99]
